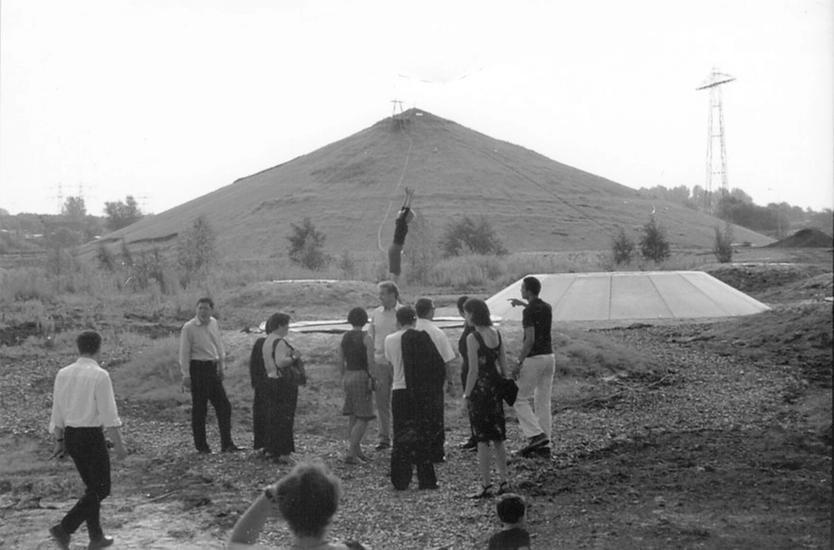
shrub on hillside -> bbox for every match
[713,223,734,263]
[611,227,636,265]
[440,215,507,257]
[177,215,217,285]
[288,217,329,270]
[639,216,671,263]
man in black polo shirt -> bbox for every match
[509,276,555,457]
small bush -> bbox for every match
[612,227,636,265]
[639,216,671,263]
[440,215,507,257]
[288,218,329,270]
[713,223,734,263]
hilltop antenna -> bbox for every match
[696,67,735,212]
[391,99,405,129]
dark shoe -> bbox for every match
[272,455,293,465]
[419,483,440,490]
[196,446,212,454]
[88,535,114,549]
[357,453,371,462]
[519,433,549,456]
[459,438,477,450]
[222,444,243,453]
[49,525,70,550]
[496,480,511,495]
[433,455,446,464]
[343,455,360,465]
[530,446,552,459]
[375,441,390,450]
[468,484,493,499]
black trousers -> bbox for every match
[61,427,110,538]
[391,389,436,490]
[252,385,269,450]
[190,360,233,450]
[263,377,298,456]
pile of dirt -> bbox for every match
[704,262,830,294]
[766,228,833,248]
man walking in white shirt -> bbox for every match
[48,331,126,550]
[179,297,240,453]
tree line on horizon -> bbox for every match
[636,184,833,238]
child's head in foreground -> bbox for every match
[496,493,526,527]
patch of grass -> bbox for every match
[553,328,662,379]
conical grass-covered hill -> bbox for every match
[92,109,771,259]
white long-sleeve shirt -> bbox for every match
[49,357,122,434]
[178,316,225,377]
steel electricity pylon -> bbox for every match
[696,68,735,212]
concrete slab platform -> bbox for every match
[486,271,770,322]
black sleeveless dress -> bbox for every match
[468,330,506,442]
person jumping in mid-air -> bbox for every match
[388,187,415,282]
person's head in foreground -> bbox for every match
[347,307,369,329]
[496,493,527,528]
[228,462,367,549]
[274,462,340,539]
[76,330,102,357]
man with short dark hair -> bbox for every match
[509,276,555,457]
[385,306,442,490]
[179,297,240,453]
[48,331,126,550]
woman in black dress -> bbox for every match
[262,312,302,464]
[457,295,477,451]
[462,298,510,498]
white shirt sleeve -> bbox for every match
[96,372,122,428]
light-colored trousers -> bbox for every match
[373,360,393,444]
[513,354,555,441]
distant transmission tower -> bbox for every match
[696,68,735,212]
[391,99,405,129]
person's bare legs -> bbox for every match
[477,442,492,487]
[346,416,357,456]
[494,441,508,483]
[349,418,369,459]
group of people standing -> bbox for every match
[46,276,554,548]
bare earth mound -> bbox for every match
[766,228,833,248]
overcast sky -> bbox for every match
[1,0,832,216]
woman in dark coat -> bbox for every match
[248,336,268,451]
[262,312,302,464]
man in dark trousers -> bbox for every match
[48,331,127,550]
[509,276,555,457]
[179,297,241,453]
[385,307,446,490]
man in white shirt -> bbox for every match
[179,297,240,453]
[414,298,456,462]
[367,281,402,450]
[48,331,126,550]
